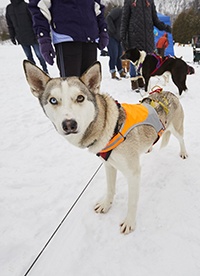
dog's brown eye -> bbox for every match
[49,97,58,105]
[77,95,85,103]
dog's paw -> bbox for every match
[94,200,112,214]
[120,218,136,234]
[180,151,188,159]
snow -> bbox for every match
[1,43,200,276]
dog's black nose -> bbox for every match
[62,119,77,134]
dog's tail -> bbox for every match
[160,130,171,148]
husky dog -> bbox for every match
[121,48,194,95]
[23,60,188,234]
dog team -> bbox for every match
[22,0,192,234]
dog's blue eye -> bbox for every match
[49,97,58,105]
[77,95,85,103]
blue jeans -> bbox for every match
[107,37,123,73]
[21,44,48,73]
[129,62,142,79]
[130,62,136,77]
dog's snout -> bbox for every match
[62,119,77,134]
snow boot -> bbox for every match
[131,80,139,92]
[138,77,145,88]
[111,72,121,80]
[120,70,127,78]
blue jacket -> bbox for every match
[28,0,107,44]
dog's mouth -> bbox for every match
[62,119,78,135]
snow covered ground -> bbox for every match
[1,43,200,276]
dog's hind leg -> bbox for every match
[166,122,188,159]
[94,163,117,214]
[170,124,188,159]
[171,74,187,96]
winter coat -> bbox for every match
[6,0,37,45]
[156,33,169,49]
[106,7,122,42]
[120,0,171,52]
[28,0,107,44]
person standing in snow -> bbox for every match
[6,0,48,73]
[28,0,109,77]
[156,33,169,57]
[120,0,171,91]
[106,6,126,80]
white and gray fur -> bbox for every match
[23,60,188,234]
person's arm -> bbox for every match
[120,0,131,50]
[28,0,55,65]
[5,6,16,44]
[152,2,171,33]
[95,0,109,50]
[164,39,169,49]
[28,0,51,38]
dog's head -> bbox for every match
[121,48,140,63]
[23,60,101,147]
[121,48,146,66]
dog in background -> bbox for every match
[122,59,130,74]
[23,60,188,234]
[121,48,195,95]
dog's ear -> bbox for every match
[80,61,102,94]
[23,60,50,98]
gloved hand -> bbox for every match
[98,30,109,50]
[11,38,16,45]
[38,37,55,65]
[165,25,172,33]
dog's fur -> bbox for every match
[23,60,188,234]
[122,59,130,73]
[121,48,194,95]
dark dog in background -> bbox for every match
[121,48,195,95]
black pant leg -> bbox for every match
[55,41,82,77]
[81,42,97,75]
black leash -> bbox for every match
[23,163,103,276]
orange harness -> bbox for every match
[97,103,165,160]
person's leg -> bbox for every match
[130,62,136,78]
[116,42,126,77]
[157,48,162,57]
[55,42,82,77]
[107,37,118,72]
[81,42,97,75]
[32,43,48,73]
[161,48,165,57]
[21,45,35,64]
[130,63,139,91]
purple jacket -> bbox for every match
[28,0,107,43]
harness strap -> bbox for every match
[149,53,170,76]
[97,102,165,161]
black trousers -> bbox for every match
[55,41,97,77]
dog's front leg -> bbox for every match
[120,165,141,234]
[94,162,116,214]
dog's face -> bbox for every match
[121,48,140,64]
[23,61,101,147]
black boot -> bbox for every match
[131,80,139,92]
[111,72,121,80]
